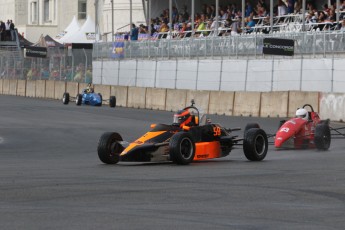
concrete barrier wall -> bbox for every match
[66,82,79,97]
[94,85,111,104]
[17,80,26,96]
[26,80,36,97]
[233,92,261,117]
[3,79,10,95]
[145,88,166,110]
[45,80,55,99]
[35,80,46,98]
[186,90,210,113]
[127,87,146,108]
[260,92,289,118]
[288,91,319,118]
[54,81,66,100]
[111,85,128,107]
[1,79,344,122]
[9,80,17,96]
[166,89,187,112]
[208,91,235,116]
[0,79,3,94]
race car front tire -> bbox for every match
[62,92,69,104]
[76,94,82,106]
[244,123,260,139]
[109,96,116,108]
[169,132,195,165]
[97,132,124,164]
[315,123,331,150]
[243,128,268,161]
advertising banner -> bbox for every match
[111,42,125,59]
[24,46,48,58]
[263,38,294,56]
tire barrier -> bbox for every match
[0,79,343,122]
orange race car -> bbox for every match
[97,100,269,165]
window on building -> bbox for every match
[31,1,38,24]
[44,0,50,22]
[78,0,87,20]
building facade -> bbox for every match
[0,0,145,43]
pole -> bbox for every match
[302,0,306,31]
[130,0,133,36]
[169,0,172,35]
[336,0,340,25]
[216,0,219,36]
[95,0,98,41]
[148,0,152,36]
[270,0,273,33]
[192,0,195,35]
[111,0,114,42]
[242,0,245,31]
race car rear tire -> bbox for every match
[109,96,116,108]
[62,92,69,104]
[169,132,195,165]
[243,128,268,161]
[314,123,331,150]
[76,94,82,106]
[97,132,123,164]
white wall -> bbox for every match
[93,57,345,93]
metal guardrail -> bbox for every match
[93,30,345,60]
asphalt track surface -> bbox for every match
[1,95,345,230]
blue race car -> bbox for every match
[62,88,116,107]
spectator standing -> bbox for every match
[10,20,15,41]
[5,20,10,41]
[0,21,5,41]
[277,0,288,16]
[287,0,295,14]
[245,2,253,17]
[130,23,139,41]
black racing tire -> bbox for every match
[97,132,124,164]
[244,123,260,138]
[76,94,82,106]
[314,123,331,150]
[98,93,103,106]
[169,132,195,165]
[62,92,69,104]
[109,96,116,108]
[243,128,268,161]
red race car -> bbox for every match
[274,104,345,150]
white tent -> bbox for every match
[55,16,80,42]
[61,15,97,44]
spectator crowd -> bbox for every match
[121,0,345,41]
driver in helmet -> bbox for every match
[85,83,94,93]
[295,108,309,121]
[173,109,197,127]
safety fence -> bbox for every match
[93,30,345,60]
[0,46,93,83]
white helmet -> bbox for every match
[296,108,309,120]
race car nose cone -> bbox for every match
[274,137,283,148]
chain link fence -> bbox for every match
[0,45,93,83]
[93,30,345,60]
